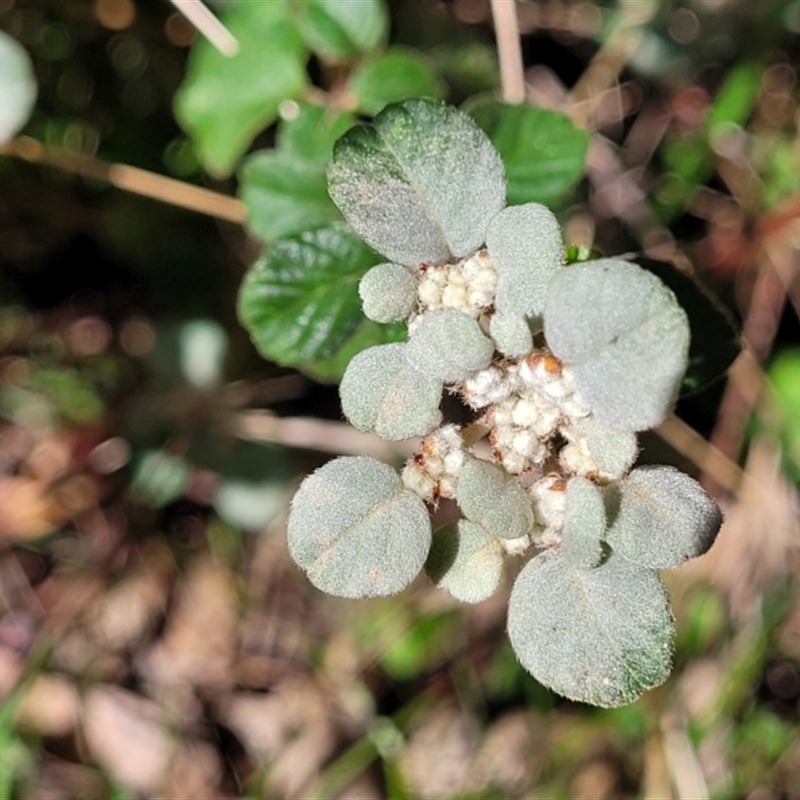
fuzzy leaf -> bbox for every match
[456,457,533,541]
[469,101,588,206]
[359,262,417,323]
[605,466,722,569]
[348,47,443,115]
[238,224,379,366]
[290,0,387,62]
[287,456,431,598]
[563,414,639,481]
[240,151,339,242]
[0,32,36,145]
[508,550,674,707]
[406,309,494,383]
[174,2,307,177]
[487,203,564,320]
[328,99,506,267]
[339,343,442,440]
[561,477,605,568]
[425,520,503,603]
[545,259,690,431]
[489,311,533,357]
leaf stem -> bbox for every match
[168,0,239,56]
[2,137,245,223]
[490,0,525,104]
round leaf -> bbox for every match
[0,32,36,145]
[489,311,533,358]
[174,2,307,177]
[561,477,606,568]
[425,520,503,604]
[406,309,495,383]
[290,0,387,61]
[359,262,417,323]
[328,99,506,267]
[487,203,564,320]
[508,550,674,707]
[287,456,431,598]
[544,259,690,431]
[238,223,379,365]
[456,457,533,541]
[605,466,722,569]
[469,101,588,206]
[339,343,443,440]
[564,414,639,481]
[347,47,444,115]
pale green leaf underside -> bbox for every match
[489,311,533,358]
[456,457,533,541]
[425,520,503,604]
[0,31,37,145]
[406,309,494,383]
[508,550,674,707]
[287,456,431,598]
[238,223,378,366]
[328,99,506,267]
[291,0,387,61]
[605,466,722,569]
[358,262,417,323]
[339,343,443,440]
[487,203,564,320]
[174,2,307,176]
[561,477,605,568]
[545,259,690,431]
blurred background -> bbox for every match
[1,0,800,797]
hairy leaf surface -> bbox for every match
[605,466,722,568]
[287,456,431,598]
[545,259,690,431]
[359,262,417,323]
[508,550,674,707]
[328,99,505,267]
[561,477,606,568]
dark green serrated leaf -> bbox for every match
[508,550,674,707]
[240,151,339,242]
[347,47,443,115]
[287,456,431,598]
[174,2,307,177]
[636,258,739,395]
[277,102,356,166]
[290,0,387,62]
[468,101,588,206]
[238,223,380,365]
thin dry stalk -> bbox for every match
[3,137,245,224]
[169,0,239,56]
[491,0,526,104]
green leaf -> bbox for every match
[456,457,533,541]
[544,259,690,431]
[240,151,339,243]
[174,2,307,177]
[469,101,588,206]
[0,31,37,144]
[487,202,564,320]
[339,343,443,440]
[359,262,417,323]
[277,102,357,165]
[605,466,722,569]
[303,319,406,383]
[238,223,380,366]
[347,47,443,115]
[290,0,387,62]
[636,258,739,395]
[328,99,506,267]
[561,477,606,568]
[425,520,503,604]
[707,62,762,135]
[406,309,494,383]
[489,311,532,357]
[561,414,639,481]
[287,456,431,598]
[507,550,674,707]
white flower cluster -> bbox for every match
[401,424,465,500]
[415,249,497,318]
